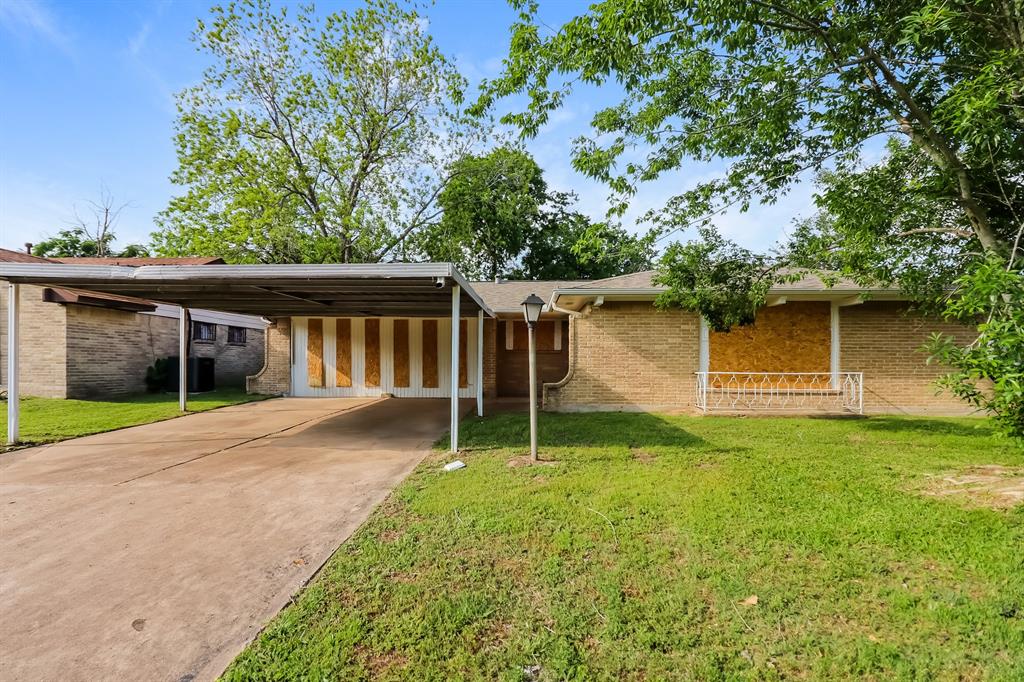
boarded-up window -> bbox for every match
[307,318,324,388]
[709,302,831,374]
[365,319,381,387]
[512,320,528,350]
[459,319,468,388]
[535,321,554,351]
[393,319,410,388]
[422,320,438,388]
[335,319,352,387]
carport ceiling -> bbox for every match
[0,262,494,318]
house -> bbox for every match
[0,262,975,421]
[247,270,974,416]
[0,249,266,398]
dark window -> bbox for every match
[192,321,216,342]
[227,326,246,345]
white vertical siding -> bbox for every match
[290,316,477,398]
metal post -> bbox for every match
[830,301,840,390]
[450,285,460,453]
[476,310,484,417]
[528,321,538,462]
[179,306,188,412]
[7,283,19,445]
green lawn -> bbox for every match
[0,388,267,446]
[225,413,1023,681]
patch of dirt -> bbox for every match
[507,456,560,468]
[632,448,656,463]
[922,465,1024,509]
[356,645,408,675]
[378,528,403,543]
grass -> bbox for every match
[0,388,266,447]
[225,412,1023,681]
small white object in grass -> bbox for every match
[443,460,466,472]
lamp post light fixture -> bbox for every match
[521,293,545,462]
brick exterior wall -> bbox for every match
[0,284,69,398]
[544,302,702,412]
[247,317,292,395]
[64,306,180,398]
[840,301,977,415]
[191,323,267,387]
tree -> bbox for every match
[419,147,659,280]
[483,0,1023,432]
[514,191,659,280]
[35,188,149,258]
[153,0,485,264]
[482,0,1020,259]
[421,147,546,279]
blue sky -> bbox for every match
[0,0,818,256]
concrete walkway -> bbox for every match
[0,397,456,681]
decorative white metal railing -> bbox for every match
[695,372,863,414]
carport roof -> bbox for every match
[0,262,495,318]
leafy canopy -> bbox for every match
[418,146,659,280]
[154,0,486,263]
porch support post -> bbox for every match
[7,283,19,445]
[476,310,484,417]
[450,284,460,453]
[830,301,840,389]
[179,306,188,412]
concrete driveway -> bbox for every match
[0,397,457,681]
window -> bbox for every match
[227,326,246,345]
[192,321,216,342]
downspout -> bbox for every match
[542,293,593,409]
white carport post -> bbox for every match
[7,283,19,444]
[476,310,484,417]
[179,306,188,412]
[449,284,461,452]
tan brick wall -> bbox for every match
[65,305,181,398]
[840,301,977,415]
[192,324,266,387]
[247,317,292,395]
[544,302,701,411]
[0,285,68,398]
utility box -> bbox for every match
[165,357,216,393]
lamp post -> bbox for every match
[521,293,545,462]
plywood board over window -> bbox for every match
[709,302,831,373]
[365,319,381,388]
[422,319,438,388]
[393,319,410,388]
[307,318,325,388]
[335,318,352,387]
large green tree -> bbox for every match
[154,0,485,263]
[483,0,1023,432]
[419,146,659,280]
[420,147,547,279]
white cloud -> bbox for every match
[0,0,72,56]
[128,21,151,57]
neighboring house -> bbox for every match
[247,270,975,416]
[0,249,266,398]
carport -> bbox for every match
[0,262,494,452]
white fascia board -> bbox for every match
[145,304,269,329]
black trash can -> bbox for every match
[165,356,216,393]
